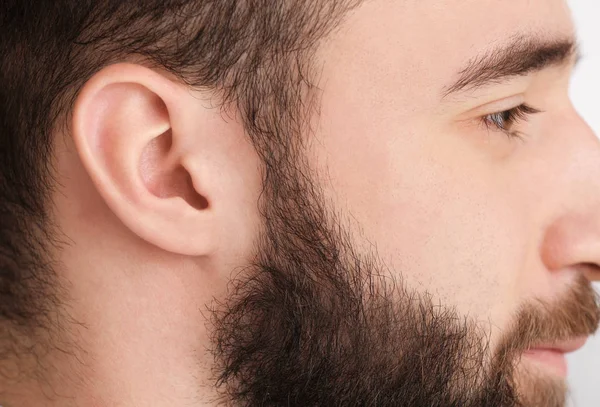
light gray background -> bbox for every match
[567,1,600,406]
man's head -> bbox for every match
[1,0,600,406]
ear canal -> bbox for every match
[140,129,209,210]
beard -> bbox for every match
[209,154,600,407]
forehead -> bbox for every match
[327,0,575,55]
[315,0,575,105]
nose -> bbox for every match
[540,110,600,282]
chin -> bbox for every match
[513,358,569,407]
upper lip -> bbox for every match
[526,336,589,354]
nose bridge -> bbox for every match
[563,113,600,207]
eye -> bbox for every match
[482,104,541,140]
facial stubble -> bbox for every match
[210,158,600,407]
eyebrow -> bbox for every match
[443,35,579,97]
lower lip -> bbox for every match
[522,349,568,377]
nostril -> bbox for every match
[581,263,600,282]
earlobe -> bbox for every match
[72,63,215,256]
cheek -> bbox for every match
[309,115,530,340]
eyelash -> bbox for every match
[481,104,542,141]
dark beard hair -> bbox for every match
[209,158,600,407]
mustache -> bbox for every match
[497,274,600,360]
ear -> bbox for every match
[72,63,256,256]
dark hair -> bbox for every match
[0,0,361,353]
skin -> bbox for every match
[6,0,600,405]
[311,0,595,352]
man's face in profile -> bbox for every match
[2,0,600,406]
[207,1,600,405]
